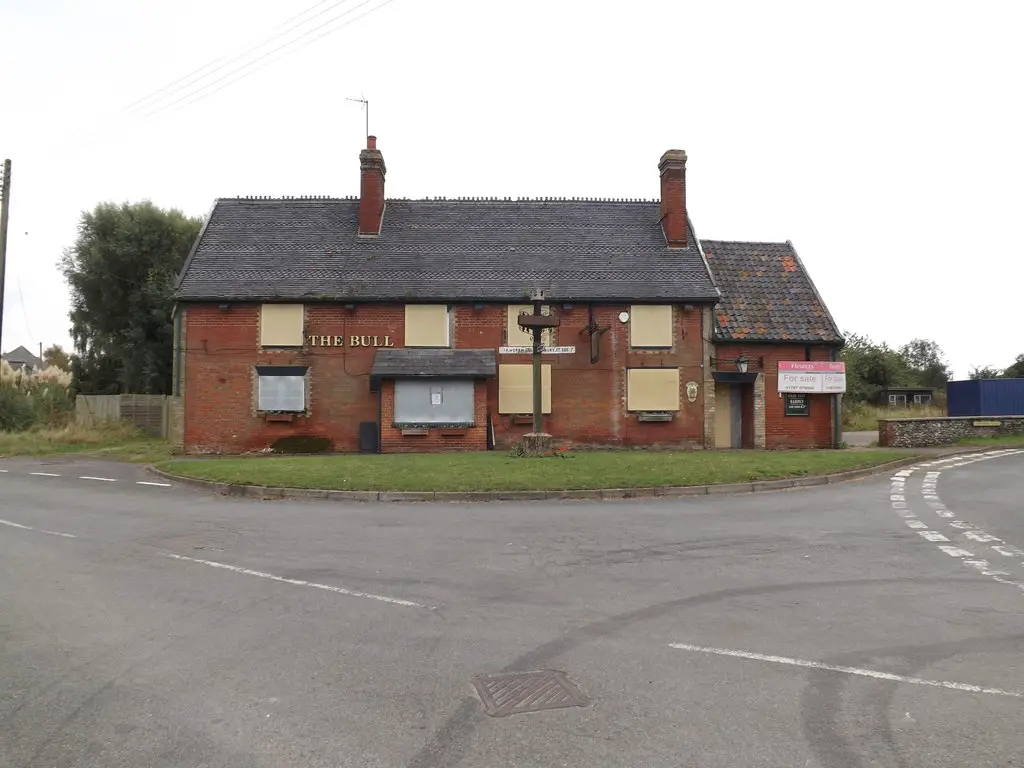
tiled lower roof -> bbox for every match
[370,349,497,380]
[701,240,843,344]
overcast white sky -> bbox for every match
[2,0,1021,377]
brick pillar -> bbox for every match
[753,373,766,448]
[358,135,386,235]
[658,150,688,247]
[702,306,716,448]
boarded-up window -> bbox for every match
[256,365,307,412]
[260,304,304,347]
[507,305,555,348]
[405,305,450,347]
[498,363,552,414]
[394,380,475,425]
[627,368,680,411]
[629,305,673,348]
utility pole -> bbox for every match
[0,159,11,356]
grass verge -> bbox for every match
[157,449,915,493]
[956,435,1024,448]
[0,422,173,463]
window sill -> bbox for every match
[262,412,301,422]
[393,423,476,430]
[636,411,675,422]
[510,413,554,425]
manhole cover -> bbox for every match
[470,670,588,717]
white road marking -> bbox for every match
[80,476,117,482]
[964,531,1001,543]
[889,450,1024,591]
[29,472,60,477]
[938,546,975,558]
[0,518,77,538]
[668,643,1024,699]
[137,481,172,487]
[992,545,1024,558]
[163,553,429,609]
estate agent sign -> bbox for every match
[778,361,847,394]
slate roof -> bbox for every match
[175,198,720,303]
[371,349,497,381]
[701,240,843,344]
[1,345,43,369]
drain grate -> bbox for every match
[470,670,588,717]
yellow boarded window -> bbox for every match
[405,305,450,347]
[260,304,304,347]
[630,305,673,348]
[627,368,680,411]
[498,363,552,414]
[507,305,555,348]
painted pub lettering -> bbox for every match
[307,334,395,347]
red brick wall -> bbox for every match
[183,303,403,453]
[379,380,488,453]
[457,303,707,449]
[714,343,838,449]
[182,301,710,453]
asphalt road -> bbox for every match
[2,449,1023,768]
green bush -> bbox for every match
[0,384,38,431]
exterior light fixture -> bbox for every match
[736,356,749,374]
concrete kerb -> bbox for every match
[143,451,979,504]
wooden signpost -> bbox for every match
[517,291,561,454]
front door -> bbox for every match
[730,385,743,448]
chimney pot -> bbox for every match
[367,135,377,149]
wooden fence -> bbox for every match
[76,394,183,446]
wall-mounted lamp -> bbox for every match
[736,356,749,374]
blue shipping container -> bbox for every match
[947,378,1024,417]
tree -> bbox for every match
[1003,354,1024,379]
[42,344,71,372]
[898,338,952,390]
[969,365,1003,380]
[840,332,915,404]
[60,201,202,395]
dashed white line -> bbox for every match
[137,481,172,487]
[890,449,1024,591]
[163,553,429,609]
[938,546,975,558]
[668,643,1024,699]
[29,472,60,477]
[80,476,117,482]
[0,518,77,538]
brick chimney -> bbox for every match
[358,135,386,235]
[658,149,688,248]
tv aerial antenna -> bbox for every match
[346,95,369,139]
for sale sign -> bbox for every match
[778,361,847,394]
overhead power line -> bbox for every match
[139,0,399,120]
[124,0,358,114]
